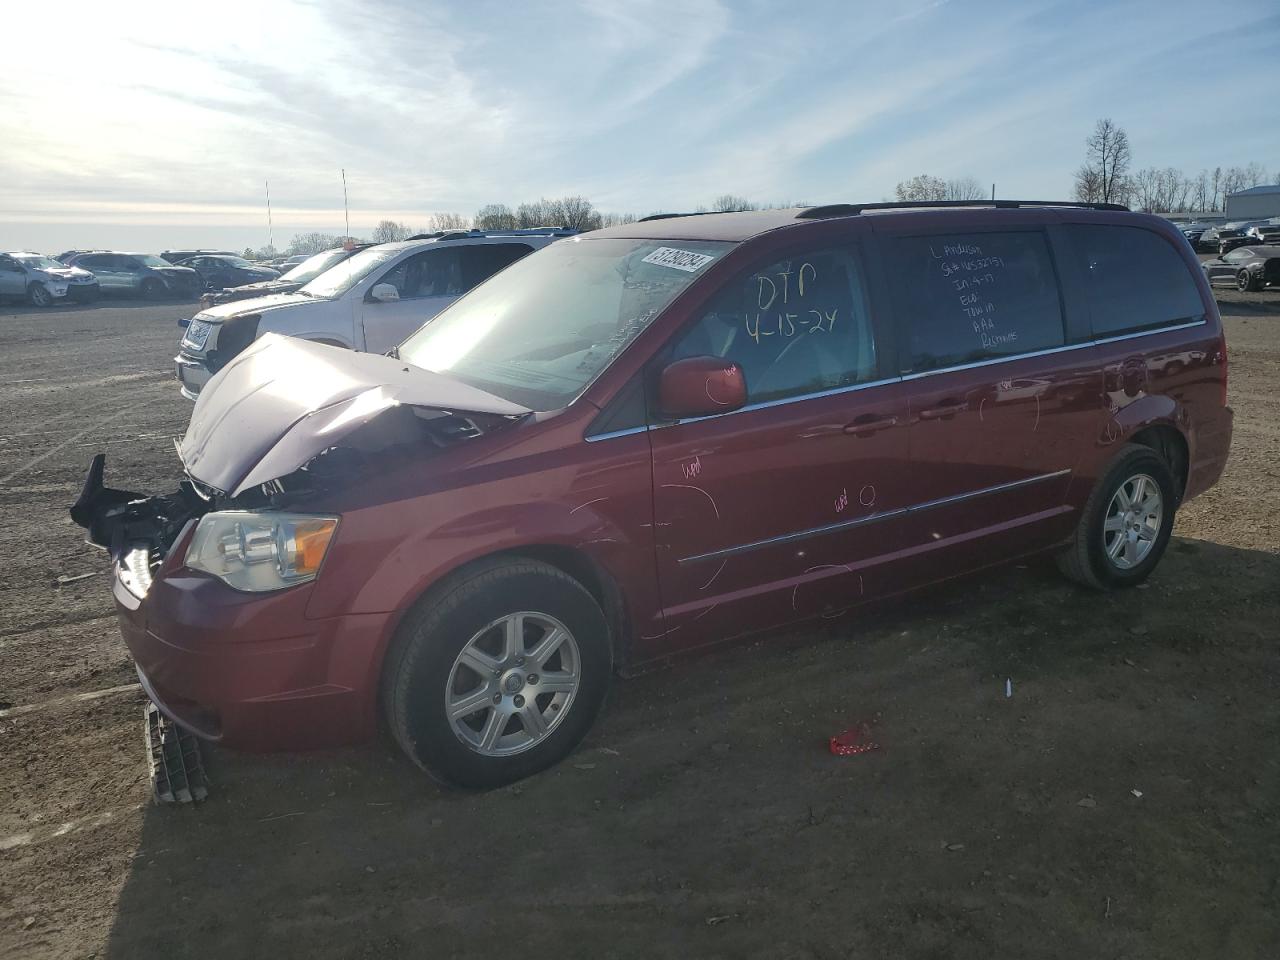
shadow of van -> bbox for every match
[100,536,1278,959]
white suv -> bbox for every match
[174,229,572,399]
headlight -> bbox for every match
[185,511,338,592]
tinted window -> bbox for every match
[377,248,463,299]
[1223,250,1249,263]
[1066,225,1204,336]
[460,243,533,288]
[670,246,876,403]
[887,231,1064,372]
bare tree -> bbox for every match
[1076,118,1131,205]
[515,201,547,228]
[711,194,758,212]
[1193,170,1209,213]
[543,196,602,231]
[895,174,947,201]
[371,219,414,243]
[421,212,470,231]
[598,212,637,228]
[944,176,986,201]
[1210,167,1222,210]
[1242,161,1269,188]
[287,232,345,255]
[473,204,517,230]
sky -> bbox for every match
[1,0,1277,253]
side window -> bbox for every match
[1223,250,1247,264]
[119,257,141,271]
[1066,224,1204,336]
[669,246,877,404]
[887,231,1065,373]
[377,249,462,299]
[460,243,533,289]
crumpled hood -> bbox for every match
[195,291,314,320]
[178,333,530,497]
[39,266,93,280]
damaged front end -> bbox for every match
[70,453,209,596]
[71,334,531,598]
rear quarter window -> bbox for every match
[886,231,1065,373]
[1066,224,1204,337]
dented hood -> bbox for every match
[179,334,529,496]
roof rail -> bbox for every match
[407,226,577,242]
[796,200,1130,219]
[638,212,706,222]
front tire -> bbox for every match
[27,282,52,307]
[381,558,612,789]
[1056,444,1177,590]
[141,277,165,300]
[1237,270,1259,292]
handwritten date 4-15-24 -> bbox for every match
[745,308,838,344]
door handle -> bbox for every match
[842,413,898,437]
[917,398,965,421]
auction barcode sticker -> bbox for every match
[641,247,716,273]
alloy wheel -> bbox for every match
[1103,473,1163,570]
[445,612,581,757]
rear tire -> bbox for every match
[1056,444,1177,590]
[381,558,612,789]
[27,282,52,307]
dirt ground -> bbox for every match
[0,288,1277,960]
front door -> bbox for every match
[0,256,25,297]
[647,240,910,656]
[361,247,463,353]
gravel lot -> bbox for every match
[1,290,1277,959]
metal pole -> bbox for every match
[265,180,273,253]
[341,169,350,244]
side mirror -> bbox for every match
[369,283,400,303]
[658,356,747,419]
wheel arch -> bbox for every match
[1128,423,1188,501]
[377,543,634,687]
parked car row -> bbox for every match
[72,201,1233,788]
[1182,219,1280,253]
[174,228,575,398]
[1201,245,1280,291]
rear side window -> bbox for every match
[378,248,463,299]
[1066,225,1203,337]
[887,231,1065,373]
[670,246,877,404]
[460,243,533,288]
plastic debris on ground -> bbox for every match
[828,721,880,756]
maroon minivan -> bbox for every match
[73,201,1232,787]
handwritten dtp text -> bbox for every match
[745,262,838,344]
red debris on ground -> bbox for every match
[828,722,880,756]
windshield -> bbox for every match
[399,237,731,410]
[282,249,349,283]
[14,254,64,270]
[300,245,403,298]
[135,254,171,268]
[215,256,254,268]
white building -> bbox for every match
[1224,185,1280,220]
